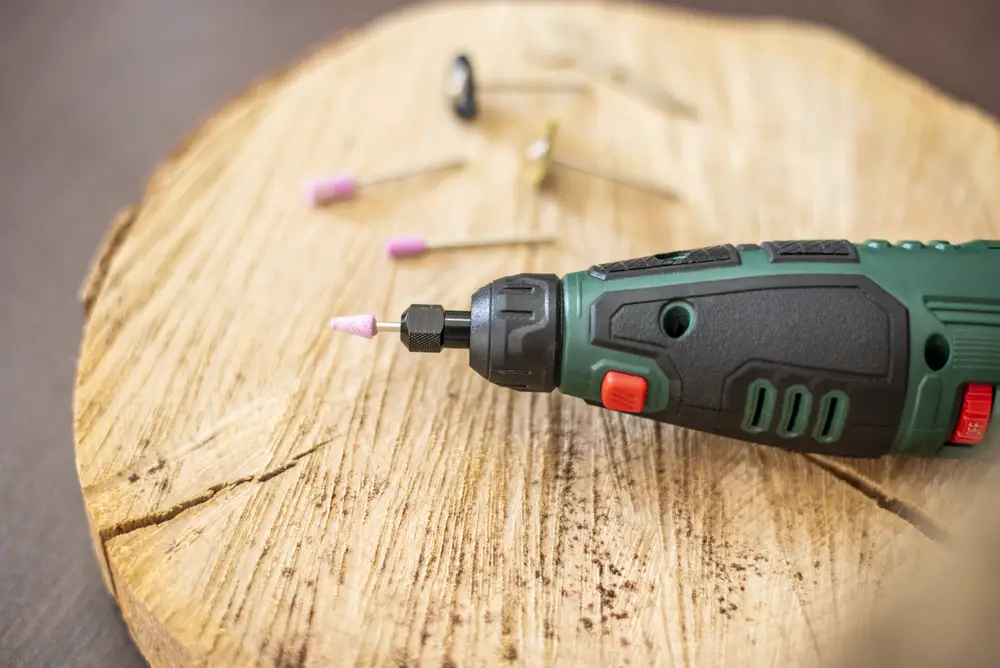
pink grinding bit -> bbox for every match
[384,233,555,259]
[329,313,377,339]
[304,173,359,205]
[385,236,429,258]
[304,158,467,207]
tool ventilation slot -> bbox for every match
[813,391,849,443]
[741,380,777,434]
[777,386,812,439]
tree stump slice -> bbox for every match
[74,2,1000,667]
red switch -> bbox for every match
[950,383,994,445]
[601,371,648,413]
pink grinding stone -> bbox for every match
[329,313,377,339]
[385,236,428,258]
[304,172,359,205]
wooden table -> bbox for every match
[4,1,1000,667]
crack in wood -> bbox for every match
[100,437,340,544]
[801,453,950,543]
[79,206,138,318]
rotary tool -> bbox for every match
[330,239,1000,458]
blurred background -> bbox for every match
[1,1,999,666]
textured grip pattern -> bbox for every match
[406,331,441,353]
[763,240,859,263]
[589,245,739,279]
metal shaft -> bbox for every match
[428,234,555,252]
[375,321,401,334]
[552,158,679,200]
[360,158,466,189]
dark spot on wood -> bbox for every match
[127,473,140,483]
[147,458,166,474]
[484,611,493,623]
[501,610,512,636]
[282,567,294,578]
[420,631,430,646]
[502,645,518,661]
[451,614,462,626]
[814,560,821,568]
[620,637,630,647]
[580,617,594,631]
[441,659,457,668]
[159,478,170,492]
[586,603,594,611]
[795,571,804,581]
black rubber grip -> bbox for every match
[588,244,740,280]
[589,274,909,457]
[763,240,859,263]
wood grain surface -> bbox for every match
[57,1,1000,667]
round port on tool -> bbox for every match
[924,333,951,371]
[661,302,695,339]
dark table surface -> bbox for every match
[1,1,998,666]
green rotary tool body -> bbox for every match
[339,239,1000,458]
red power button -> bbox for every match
[950,384,995,445]
[601,371,648,413]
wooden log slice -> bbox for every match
[73,2,1000,666]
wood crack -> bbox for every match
[100,437,340,544]
[801,453,950,543]
[79,206,138,318]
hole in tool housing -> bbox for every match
[924,333,951,371]
[661,302,695,339]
